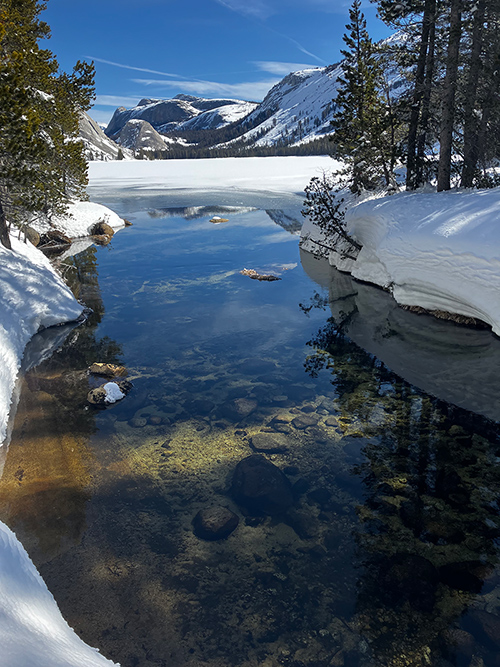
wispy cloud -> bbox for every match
[253,60,318,75]
[214,0,275,20]
[86,56,183,79]
[211,0,327,65]
[95,95,142,107]
[131,78,279,101]
[264,26,327,64]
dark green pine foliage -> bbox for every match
[0,0,95,249]
[332,0,398,193]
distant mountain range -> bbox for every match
[81,58,403,160]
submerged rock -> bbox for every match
[219,397,257,421]
[466,609,500,649]
[251,432,288,454]
[192,506,239,541]
[231,454,293,515]
[89,362,128,378]
[292,413,320,430]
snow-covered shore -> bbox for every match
[301,186,500,336]
[0,199,123,667]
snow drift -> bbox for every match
[301,187,500,336]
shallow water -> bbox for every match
[2,191,500,667]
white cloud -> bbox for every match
[214,0,275,20]
[86,56,183,79]
[253,60,318,75]
[131,78,279,101]
[95,95,142,107]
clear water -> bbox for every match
[2,190,500,667]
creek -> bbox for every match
[1,189,500,667]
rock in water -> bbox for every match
[240,268,281,282]
[87,380,132,406]
[89,362,128,378]
[192,506,239,540]
[231,454,293,515]
[251,432,288,454]
[219,397,257,421]
[90,220,115,237]
[291,413,320,429]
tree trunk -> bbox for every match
[0,200,11,250]
[460,0,486,188]
[406,0,434,190]
[437,0,462,192]
[415,0,436,187]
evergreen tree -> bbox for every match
[332,0,398,192]
[375,0,440,189]
[0,0,95,249]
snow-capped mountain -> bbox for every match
[105,94,258,140]
[101,64,345,157]
[89,34,407,159]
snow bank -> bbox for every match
[32,200,125,238]
[0,521,118,667]
[0,201,124,667]
[302,187,500,336]
[0,235,83,447]
[89,155,335,195]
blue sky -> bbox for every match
[43,0,391,125]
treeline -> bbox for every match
[0,0,94,248]
[332,0,500,193]
[135,136,334,160]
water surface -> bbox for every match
[2,190,500,667]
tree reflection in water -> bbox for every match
[302,294,500,667]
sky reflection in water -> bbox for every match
[2,191,500,667]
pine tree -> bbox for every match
[332,0,398,192]
[375,0,440,189]
[0,0,95,249]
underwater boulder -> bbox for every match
[231,454,293,515]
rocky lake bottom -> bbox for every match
[2,190,500,667]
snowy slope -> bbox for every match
[115,118,171,153]
[223,65,342,148]
[301,187,500,336]
[177,100,257,131]
[0,236,83,447]
[79,112,132,162]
